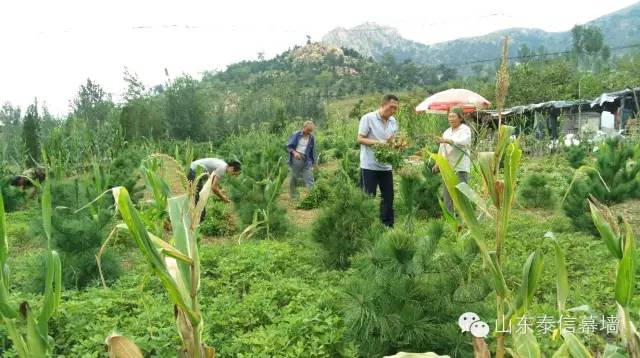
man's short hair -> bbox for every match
[226,159,242,172]
[381,94,399,105]
[303,120,315,127]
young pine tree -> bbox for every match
[343,222,490,356]
[311,182,382,269]
[22,100,40,166]
[563,138,640,231]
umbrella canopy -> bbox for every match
[416,88,491,113]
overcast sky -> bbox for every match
[1,0,638,115]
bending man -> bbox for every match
[187,158,241,220]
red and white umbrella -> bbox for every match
[415,88,491,113]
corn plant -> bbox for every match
[0,179,62,357]
[110,169,215,357]
[138,156,173,237]
[589,197,639,357]
[431,124,547,357]
[237,164,287,241]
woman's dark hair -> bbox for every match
[226,159,242,172]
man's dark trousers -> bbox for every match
[361,168,394,227]
[188,168,207,222]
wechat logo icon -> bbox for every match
[458,312,490,338]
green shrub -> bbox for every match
[200,240,355,357]
[199,200,236,237]
[297,178,331,210]
[518,173,556,209]
[311,183,382,269]
[29,179,121,290]
[229,167,288,240]
[564,144,588,169]
[107,147,145,201]
[563,138,640,231]
[0,179,26,212]
[335,149,360,186]
[416,160,442,218]
[594,138,640,202]
[398,162,442,221]
[342,222,490,356]
[398,165,422,218]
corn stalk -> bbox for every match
[589,197,640,358]
[237,165,286,241]
[432,123,548,357]
[0,179,62,357]
[110,164,215,357]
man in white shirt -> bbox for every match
[357,94,399,227]
[433,108,472,214]
[187,158,241,220]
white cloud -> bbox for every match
[0,0,637,115]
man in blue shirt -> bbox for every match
[286,120,316,199]
[357,94,399,227]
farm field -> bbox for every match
[2,112,640,357]
[1,11,640,356]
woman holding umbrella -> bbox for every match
[416,88,489,215]
[432,107,472,214]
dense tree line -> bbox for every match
[1,30,639,171]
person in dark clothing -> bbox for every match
[10,167,46,189]
[286,120,316,199]
[357,94,399,227]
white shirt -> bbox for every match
[190,158,228,178]
[438,124,472,173]
[358,111,398,171]
[295,136,309,155]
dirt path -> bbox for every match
[276,160,341,229]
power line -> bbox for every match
[444,42,640,67]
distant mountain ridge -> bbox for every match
[322,2,640,68]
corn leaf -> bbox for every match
[42,179,52,249]
[0,272,17,318]
[547,233,569,313]
[602,344,626,358]
[0,190,16,319]
[498,141,522,249]
[140,166,171,211]
[551,343,569,358]
[115,224,193,265]
[562,331,593,358]
[0,188,7,264]
[106,334,144,358]
[38,250,56,334]
[478,152,499,208]
[3,319,27,357]
[494,125,515,169]
[168,195,192,294]
[24,303,47,358]
[511,329,541,358]
[113,187,194,318]
[615,220,636,308]
[489,251,510,299]
[456,182,494,219]
[588,198,622,259]
[192,173,214,229]
[437,196,458,233]
[515,250,544,315]
[430,153,483,237]
[52,250,61,314]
